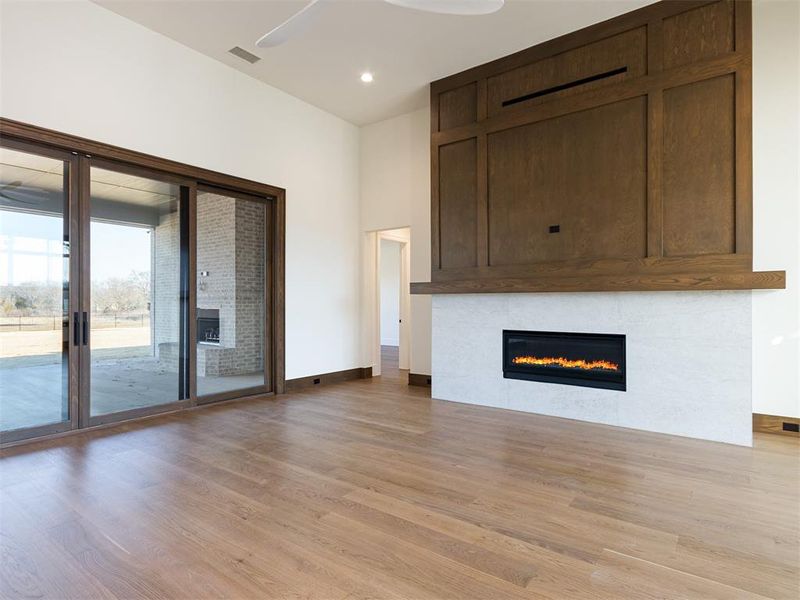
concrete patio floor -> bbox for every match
[0,352,264,432]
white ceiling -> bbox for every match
[93,0,656,126]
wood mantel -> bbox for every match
[410,269,785,294]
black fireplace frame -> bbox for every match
[197,308,220,345]
[502,330,626,391]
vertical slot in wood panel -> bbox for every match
[663,74,735,256]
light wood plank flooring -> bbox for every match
[380,344,404,382]
[1,373,798,599]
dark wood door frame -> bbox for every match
[0,118,286,444]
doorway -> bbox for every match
[372,228,410,379]
[380,237,401,379]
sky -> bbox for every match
[0,210,151,286]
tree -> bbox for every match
[92,270,150,314]
[0,282,61,316]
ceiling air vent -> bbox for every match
[228,46,261,64]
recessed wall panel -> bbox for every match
[438,83,478,131]
[439,139,478,269]
[663,75,735,256]
[663,0,734,69]
[487,27,647,116]
[488,97,647,265]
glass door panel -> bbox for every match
[196,189,268,398]
[0,146,73,435]
[88,166,188,418]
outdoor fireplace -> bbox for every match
[197,308,220,345]
[503,330,626,391]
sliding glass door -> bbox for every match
[196,188,270,402]
[0,127,279,444]
[0,143,79,442]
[85,163,190,424]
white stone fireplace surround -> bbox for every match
[432,291,752,446]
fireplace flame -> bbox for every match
[512,355,619,372]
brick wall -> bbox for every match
[195,192,265,377]
[152,194,265,379]
[153,209,180,366]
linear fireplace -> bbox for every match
[503,330,626,391]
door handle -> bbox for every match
[82,311,88,345]
[73,312,80,346]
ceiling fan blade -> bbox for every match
[0,191,37,205]
[0,182,51,205]
[255,0,323,48]
[384,0,504,16]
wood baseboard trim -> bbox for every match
[753,413,800,437]
[408,373,432,387]
[286,367,372,392]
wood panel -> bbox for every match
[431,1,715,94]
[411,269,785,294]
[433,52,748,148]
[438,139,478,269]
[663,74,735,256]
[428,253,755,282]
[423,1,768,293]
[488,26,647,116]
[438,83,477,131]
[734,0,753,256]
[1,376,798,599]
[488,97,647,265]
[663,0,734,69]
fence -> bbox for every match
[0,313,150,332]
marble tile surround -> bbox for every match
[432,292,752,446]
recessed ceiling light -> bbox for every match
[360,72,374,83]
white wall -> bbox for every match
[360,108,431,374]
[752,0,800,418]
[379,239,400,346]
[0,0,361,381]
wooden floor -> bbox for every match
[380,344,404,382]
[1,373,798,599]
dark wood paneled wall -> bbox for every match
[424,0,778,293]
[438,139,478,268]
[487,97,648,265]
